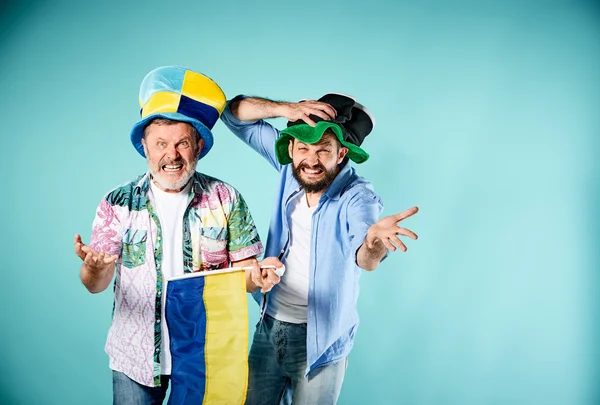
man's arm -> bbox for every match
[229,97,336,125]
[356,238,388,272]
[76,234,118,293]
[75,197,123,293]
[225,186,282,293]
[357,207,419,271]
[220,95,337,171]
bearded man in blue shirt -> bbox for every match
[221,93,419,405]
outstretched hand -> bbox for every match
[74,234,118,274]
[365,207,419,252]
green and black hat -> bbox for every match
[275,93,375,165]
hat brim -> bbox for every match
[276,122,369,165]
[130,112,214,159]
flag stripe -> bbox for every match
[166,276,208,403]
[203,269,248,405]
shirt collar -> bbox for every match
[322,161,354,201]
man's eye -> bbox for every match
[180,141,189,148]
[157,142,166,148]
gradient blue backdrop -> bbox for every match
[0,0,598,404]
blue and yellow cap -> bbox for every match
[130,66,226,159]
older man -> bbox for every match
[74,66,281,404]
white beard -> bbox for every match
[147,155,198,191]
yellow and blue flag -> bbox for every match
[166,268,248,404]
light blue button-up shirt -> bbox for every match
[221,96,384,375]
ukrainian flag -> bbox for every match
[166,268,248,404]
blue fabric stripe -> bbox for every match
[178,95,219,130]
[166,277,207,404]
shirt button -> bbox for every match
[156,319,161,323]
[156,348,160,353]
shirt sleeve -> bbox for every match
[227,190,264,262]
[347,189,384,264]
[89,198,123,256]
[220,95,283,172]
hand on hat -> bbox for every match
[365,207,419,252]
[282,100,337,127]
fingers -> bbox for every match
[306,101,337,119]
[104,254,119,265]
[75,243,86,261]
[84,250,96,268]
[250,260,262,289]
[389,235,408,252]
[255,257,283,293]
[380,237,397,251]
[74,234,88,260]
[395,227,418,240]
[97,253,108,269]
[263,268,280,285]
[260,269,281,293]
[80,241,115,269]
[301,114,317,127]
[307,107,334,122]
[290,101,336,125]
[395,206,419,222]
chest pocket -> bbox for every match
[121,228,147,269]
[197,227,228,271]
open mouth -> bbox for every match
[302,167,324,176]
[162,164,183,173]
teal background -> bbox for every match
[1,0,598,404]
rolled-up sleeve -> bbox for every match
[89,198,123,256]
[347,190,384,263]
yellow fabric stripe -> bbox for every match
[141,91,181,118]
[203,270,248,405]
[181,70,227,114]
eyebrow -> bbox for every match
[297,140,333,147]
[155,136,193,143]
[315,141,333,147]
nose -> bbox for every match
[304,151,320,166]
[165,144,180,160]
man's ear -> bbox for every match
[142,138,149,157]
[337,146,349,164]
[196,137,204,157]
[288,138,294,159]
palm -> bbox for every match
[74,234,118,272]
[366,207,419,252]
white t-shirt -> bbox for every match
[267,191,316,324]
[150,180,191,375]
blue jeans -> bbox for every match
[112,370,169,405]
[246,314,347,405]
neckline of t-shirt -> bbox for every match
[150,177,192,198]
[296,190,317,211]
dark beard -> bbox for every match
[292,162,338,193]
